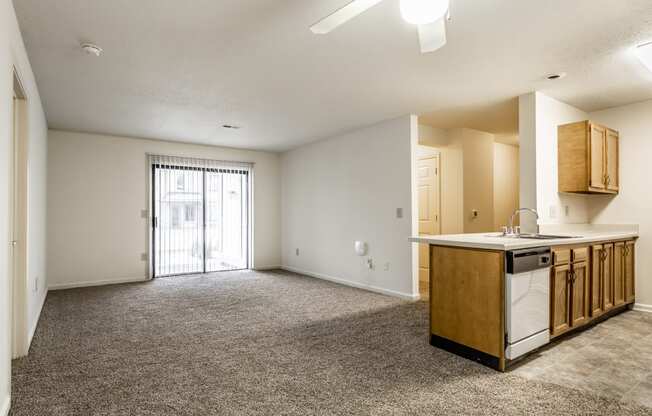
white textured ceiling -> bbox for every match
[14,0,652,151]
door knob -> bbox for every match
[10,241,17,247]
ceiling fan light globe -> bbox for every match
[400,0,449,25]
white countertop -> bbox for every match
[410,229,639,251]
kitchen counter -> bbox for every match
[410,229,639,251]
[416,224,639,371]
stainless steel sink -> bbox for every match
[487,234,581,240]
[517,234,579,240]
[489,233,580,240]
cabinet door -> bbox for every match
[551,264,571,337]
[570,261,590,327]
[590,245,604,317]
[589,124,606,190]
[602,244,615,312]
[613,242,626,307]
[625,241,636,303]
[606,129,619,192]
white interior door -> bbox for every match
[9,95,18,355]
[11,79,29,358]
[417,155,440,298]
[418,156,440,235]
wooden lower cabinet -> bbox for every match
[570,260,590,327]
[602,244,615,312]
[625,240,636,303]
[614,242,626,307]
[551,263,571,336]
[552,240,636,339]
[590,245,604,317]
[551,247,590,337]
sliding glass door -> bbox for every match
[205,170,248,272]
[152,159,249,277]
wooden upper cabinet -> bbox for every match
[558,121,619,194]
[589,124,606,191]
[606,129,619,192]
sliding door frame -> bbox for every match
[149,159,252,278]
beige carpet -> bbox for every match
[11,270,652,415]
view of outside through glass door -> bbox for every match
[152,162,249,277]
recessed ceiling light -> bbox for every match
[222,124,241,130]
[546,73,567,80]
[81,43,103,57]
[635,42,652,72]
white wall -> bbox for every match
[588,99,652,308]
[493,143,520,231]
[0,0,49,413]
[449,128,495,233]
[417,126,464,234]
[419,125,517,234]
[47,130,281,289]
[281,116,416,298]
[519,92,590,231]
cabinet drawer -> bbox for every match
[553,249,570,265]
[572,247,589,263]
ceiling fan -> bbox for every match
[310,0,451,54]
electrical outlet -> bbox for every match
[383,262,390,271]
[564,205,570,217]
[295,248,300,256]
[141,253,148,262]
[366,258,374,270]
[141,209,149,219]
[549,205,558,219]
[396,208,403,219]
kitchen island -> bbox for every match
[411,227,639,371]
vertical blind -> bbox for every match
[149,155,251,277]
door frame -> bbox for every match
[416,149,442,298]
[10,68,30,358]
[148,160,252,278]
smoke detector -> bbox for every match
[81,43,103,57]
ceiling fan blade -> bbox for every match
[418,18,447,54]
[310,0,385,34]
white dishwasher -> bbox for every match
[505,247,552,360]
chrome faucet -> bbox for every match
[505,208,540,236]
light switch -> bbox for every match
[396,208,403,219]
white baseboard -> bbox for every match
[49,277,148,291]
[27,289,48,348]
[634,303,652,313]
[281,265,420,301]
[1,396,10,416]
[253,265,282,271]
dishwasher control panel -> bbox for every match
[506,247,552,274]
